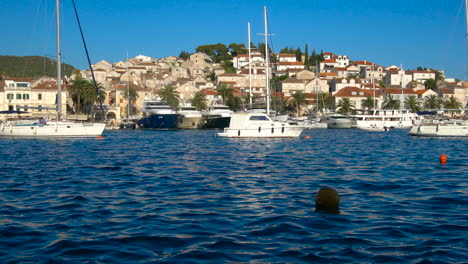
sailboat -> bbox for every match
[217,6,304,138]
[0,0,105,137]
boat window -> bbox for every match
[250,115,268,121]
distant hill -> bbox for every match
[0,55,76,79]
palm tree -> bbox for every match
[336,97,355,115]
[159,85,180,107]
[227,94,243,112]
[424,94,441,110]
[443,96,462,115]
[271,95,287,114]
[68,76,88,114]
[189,91,208,111]
[382,94,400,109]
[217,84,234,104]
[288,91,308,116]
[82,81,106,118]
[362,96,375,111]
[405,95,421,113]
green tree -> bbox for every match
[382,94,400,109]
[189,91,208,111]
[424,78,438,91]
[227,94,243,111]
[424,94,442,110]
[315,92,333,113]
[68,75,87,114]
[288,91,308,116]
[379,80,385,88]
[336,97,355,115]
[443,96,462,115]
[217,84,234,104]
[82,81,106,118]
[228,43,247,56]
[362,96,375,111]
[159,85,180,107]
[178,51,190,60]
[271,95,287,113]
[405,95,421,113]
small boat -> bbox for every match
[119,121,136,130]
[326,115,353,129]
[176,105,203,129]
[136,99,179,130]
[217,112,303,138]
[201,103,232,129]
[409,119,468,137]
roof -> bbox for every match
[438,88,454,94]
[333,87,373,97]
[382,88,417,95]
[277,62,305,66]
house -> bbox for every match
[275,53,297,62]
[217,73,247,89]
[383,68,412,87]
[407,70,436,84]
[296,70,316,80]
[319,58,339,72]
[330,78,362,92]
[332,86,380,109]
[281,77,308,97]
[381,88,418,103]
[276,62,305,75]
[360,64,385,80]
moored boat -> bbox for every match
[409,119,468,137]
[327,115,353,129]
[217,112,303,138]
[201,104,232,129]
[176,105,203,129]
[136,99,179,130]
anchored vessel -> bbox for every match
[0,0,105,138]
[137,100,179,130]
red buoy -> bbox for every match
[439,154,447,164]
[304,135,311,139]
[98,135,103,139]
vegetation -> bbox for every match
[68,75,106,116]
[336,97,355,114]
[424,78,438,91]
[0,55,75,78]
[382,94,400,109]
[424,94,442,110]
[405,95,421,113]
[443,96,462,115]
[189,91,208,111]
[159,85,180,107]
[216,84,234,104]
[288,91,308,116]
[362,96,375,111]
[271,95,287,114]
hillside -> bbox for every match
[0,55,76,79]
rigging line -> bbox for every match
[70,0,106,121]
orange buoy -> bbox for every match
[304,135,311,139]
[97,135,103,139]
[439,154,447,164]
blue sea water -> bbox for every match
[0,129,467,263]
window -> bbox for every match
[7,94,14,100]
[23,94,29,100]
[38,94,42,100]
[250,115,268,121]
[38,105,42,112]
[16,94,21,99]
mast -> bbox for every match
[264,6,270,115]
[248,22,252,108]
[400,64,404,111]
[372,63,376,112]
[126,50,130,122]
[55,0,62,120]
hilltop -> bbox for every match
[0,55,75,79]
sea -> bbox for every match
[0,128,466,263]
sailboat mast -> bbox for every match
[372,63,375,111]
[248,22,252,108]
[264,6,270,115]
[126,50,130,121]
[55,0,62,120]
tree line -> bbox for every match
[0,56,75,79]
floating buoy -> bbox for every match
[439,154,447,164]
[97,135,103,139]
[304,135,311,139]
[315,187,340,212]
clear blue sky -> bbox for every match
[1,0,467,80]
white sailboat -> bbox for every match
[217,6,304,138]
[0,0,105,137]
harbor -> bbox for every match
[0,129,466,263]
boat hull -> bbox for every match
[177,116,203,129]
[218,126,303,138]
[137,114,179,130]
[202,116,231,129]
[409,122,468,137]
[0,122,105,137]
[327,120,353,129]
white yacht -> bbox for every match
[176,105,203,129]
[326,115,353,129]
[409,119,468,137]
[353,110,420,129]
[217,112,303,138]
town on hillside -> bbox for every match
[1,50,467,124]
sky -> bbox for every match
[1,0,467,80]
